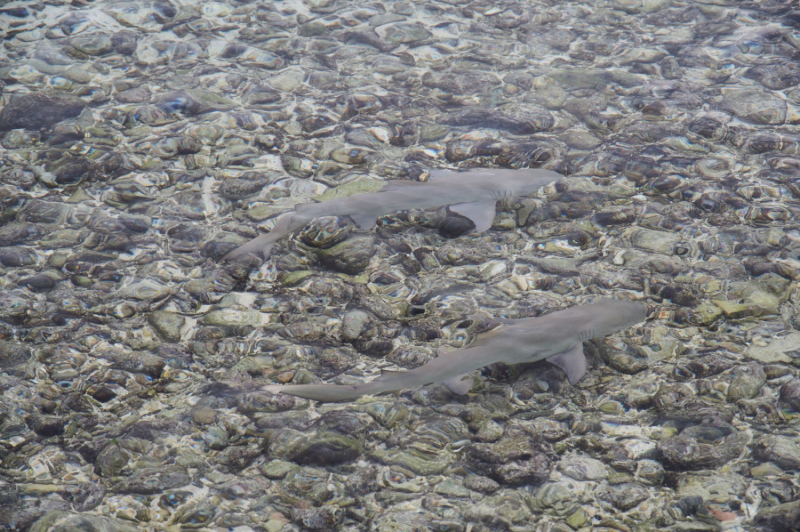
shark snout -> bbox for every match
[606,300,647,328]
[584,299,647,338]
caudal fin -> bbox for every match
[262,383,363,403]
[221,236,274,262]
[221,212,304,262]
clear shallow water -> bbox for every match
[0,0,799,531]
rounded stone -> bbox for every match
[315,235,376,274]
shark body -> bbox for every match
[262,299,647,403]
[222,168,563,261]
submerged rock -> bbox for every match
[0,92,86,131]
[265,429,363,466]
[752,435,800,470]
[28,512,138,532]
[657,428,748,470]
[1,0,799,528]
[463,427,552,486]
[315,235,376,274]
[755,500,800,532]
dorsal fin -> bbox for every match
[380,180,425,193]
[428,169,456,181]
[468,325,507,348]
[375,369,405,383]
[294,202,316,213]
[349,212,377,230]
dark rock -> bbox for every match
[593,209,636,226]
[65,483,106,512]
[217,444,262,473]
[438,212,475,238]
[673,353,734,379]
[653,383,737,422]
[218,175,272,199]
[752,435,800,470]
[27,511,138,532]
[20,201,69,224]
[745,64,800,91]
[598,482,649,511]
[28,415,67,437]
[316,235,376,274]
[463,475,500,493]
[355,320,401,357]
[0,508,42,532]
[463,426,552,486]
[116,465,191,494]
[266,429,363,466]
[726,364,766,402]
[51,157,90,186]
[755,500,800,532]
[677,495,704,517]
[101,348,165,379]
[292,507,344,532]
[344,464,379,496]
[0,340,30,371]
[111,31,138,55]
[0,247,37,267]
[0,92,86,132]
[95,443,131,477]
[89,386,116,403]
[310,410,374,437]
[19,275,56,292]
[47,124,84,146]
[0,224,48,247]
[147,311,185,343]
[657,429,748,470]
[253,411,315,431]
[237,392,295,413]
[778,379,800,414]
[442,108,555,134]
[343,30,397,52]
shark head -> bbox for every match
[483,168,564,197]
[577,298,647,341]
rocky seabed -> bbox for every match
[1,0,800,531]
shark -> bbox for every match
[221,167,564,261]
[262,299,647,403]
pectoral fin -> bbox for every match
[348,212,377,230]
[442,373,473,395]
[547,343,587,384]
[449,200,498,233]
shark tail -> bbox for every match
[262,383,364,403]
[221,235,275,262]
[221,211,303,262]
